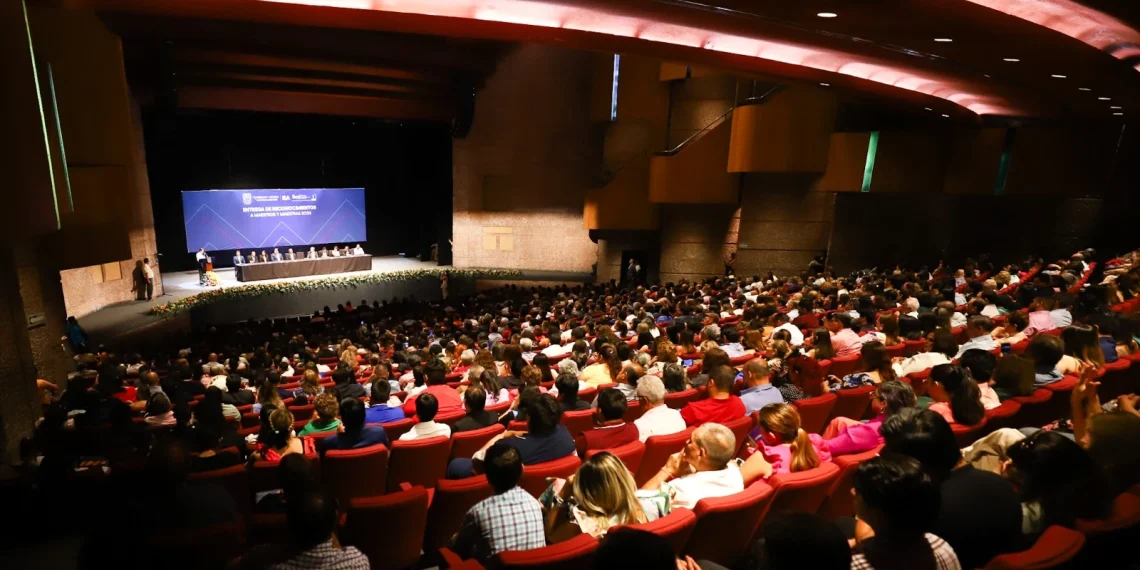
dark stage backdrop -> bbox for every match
[144,110,452,272]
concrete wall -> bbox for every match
[737,175,835,277]
[452,45,599,272]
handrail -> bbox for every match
[656,85,783,157]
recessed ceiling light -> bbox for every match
[941,114,950,118]
[817,12,838,18]
[924,107,933,111]
[983,74,991,78]
[1051,74,1067,78]
[1003,58,1020,62]
[1111,106,1123,109]
[1098,97,1112,101]
[1114,112,1124,116]
[819,82,830,87]
[1079,87,1092,91]
[934,38,953,42]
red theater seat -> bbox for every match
[386,436,450,492]
[342,486,430,570]
[188,464,251,516]
[636,427,696,487]
[827,354,863,378]
[494,532,599,570]
[792,393,838,435]
[1010,389,1055,428]
[722,414,756,457]
[828,384,877,424]
[322,443,389,504]
[375,417,416,441]
[664,389,701,409]
[520,455,582,498]
[684,482,775,567]
[449,424,505,461]
[584,440,646,474]
[952,419,989,448]
[617,508,697,555]
[984,525,1085,570]
[819,446,882,520]
[981,400,1023,435]
[423,476,495,554]
[560,409,595,437]
[903,339,927,357]
[763,462,841,521]
[622,399,644,422]
[250,451,320,494]
[436,410,467,427]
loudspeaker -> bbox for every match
[451,82,476,139]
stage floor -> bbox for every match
[80,256,441,341]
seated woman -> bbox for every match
[765,339,805,403]
[541,452,662,542]
[993,311,1030,346]
[824,380,916,456]
[144,392,176,427]
[251,379,284,415]
[806,329,836,361]
[296,393,341,436]
[1003,430,1112,535]
[252,407,314,461]
[927,364,986,427]
[740,403,831,484]
[875,313,905,347]
[554,372,591,413]
[291,369,323,406]
[823,340,896,392]
[1060,324,1106,374]
[473,369,510,407]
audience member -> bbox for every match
[451,444,545,562]
[739,359,784,414]
[318,398,389,451]
[741,403,830,483]
[575,388,640,455]
[680,365,746,427]
[640,422,744,509]
[400,393,452,441]
[634,375,686,441]
[454,385,500,432]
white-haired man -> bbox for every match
[640,422,743,509]
[634,375,686,442]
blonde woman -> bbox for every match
[292,369,323,405]
[541,452,662,542]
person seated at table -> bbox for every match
[353,244,365,255]
[329,247,341,257]
[307,246,318,259]
[233,250,246,265]
[320,247,330,258]
[270,248,283,262]
[285,248,296,260]
[258,250,269,263]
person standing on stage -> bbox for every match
[285,248,296,261]
[131,260,146,301]
[271,248,283,262]
[196,248,207,284]
[353,244,365,256]
[142,257,155,301]
[233,250,246,265]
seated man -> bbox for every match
[639,422,744,509]
[307,246,318,259]
[284,248,296,261]
[575,388,640,456]
[826,312,863,358]
[242,489,368,570]
[399,393,452,441]
[353,243,365,255]
[364,379,404,424]
[739,359,784,414]
[1027,334,1066,386]
[297,393,341,436]
[222,375,255,406]
[634,375,686,442]
[451,444,545,563]
[680,365,746,427]
[270,248,283,262]
[329,247,341,257]
[447,394,575,478]
[317,398,389,452]
[849,455,960,569]
[233,250,246,265]
[954,315,997,359]
[454,386,499,433]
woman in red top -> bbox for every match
[253,407,314,461]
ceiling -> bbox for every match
[73,0,1140,122]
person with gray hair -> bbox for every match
[634,375,686,441]
[556,358,579,377]
[660,362,688,393]
[639,422,744,509]
[460,349,476,366]
[702,324,722,344]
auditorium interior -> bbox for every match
[4,0,1140,568]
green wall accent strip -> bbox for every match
[48,64,73,211]
[861,131,880,192]
[22,0,60,228]
[994,128,1016,196]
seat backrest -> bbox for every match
[323,444,390,505]
[884,343,906,359]
[622,399,644,422]
[664,389,700,410]
[250,451,320,493]
[561,409,596,437]
[375,417,416,441]
[685,482,775,567]
[423,476,495,553]
[436,410,467,426]
[903,339,927,356]
[449,424,506,461]
[520,455,583,498]
[343,486,430,570]
[1076,492,1140,536]
[287,404,314,421]
[828,384,877,424]
[147,522,245,569]
[818,447,882,520]
[584,440,646,475]
[636,427,696,487]
[721,414,755,457]
[828,354,863,378]
[188,464,251,515]
[616,508,697,555]
[792,393,838,435]
[766,462,841,520]
[984,525,1085,570]
[495,532,598,570]
[387,436,451,492]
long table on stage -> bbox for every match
[234,255,371,282]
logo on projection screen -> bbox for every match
[242,193,252,205]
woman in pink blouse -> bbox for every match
[741,403,831,484]
[825,379,916,456]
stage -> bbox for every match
[78,256,591,343]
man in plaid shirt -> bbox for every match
[451,443,545,562]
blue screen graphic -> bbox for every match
[182,188,366,253]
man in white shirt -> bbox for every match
[639,422,743,509]
[142,258,155,301]
[954,316,998,359]
[769,312,805,346]
[893,330,958,378]
[903,297,920,318]
[399,393,453,441]
[195,248,207,284]
[634,376,685,442]
[353,244,365,255]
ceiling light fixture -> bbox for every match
[934,38,953,42]
[816,12,838,18]
[924,107,933,111]
[1003,58,1020,62]
[1114,112,1124,116]
[1111,106,1123,109]
[819,82,830,87]
[1098,97,1111,100]
[941,113,950,117]
[1079,87,1092,91]
[1051,74,1067,78]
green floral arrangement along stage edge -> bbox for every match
[149,268,522,317]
